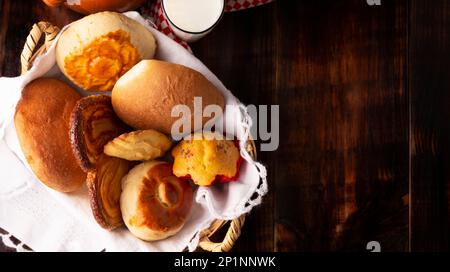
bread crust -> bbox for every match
[112,60,225,134]
[14,78,86,192]
[120,161,193,241]
[63,0,146,14]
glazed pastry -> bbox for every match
[70,94,129,171]
[172,132,241,186]
[121,161,193,241]
[104,129,172,161]
[87,153,132,230]
[56,12,156,91]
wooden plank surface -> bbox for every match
[0,0,449,252]
[272,0,408,251]
[409,0,450,251]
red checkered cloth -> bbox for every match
[225,0,275,12]
[140,0,275,52]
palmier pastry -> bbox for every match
[121,161,193,241]
[104,129,172,161]
[87,153,132,230]
[70,94,129,172]
[172,132,241,186]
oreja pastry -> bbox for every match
[14,78,86,192]
[87,153,132,230]
[121,161,193,241]
[56,12,156,91]
[112,60,225,134]
[172,132,241,186]
[70,94,129,172]
[104,129,172,161]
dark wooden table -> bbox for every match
[1,0,449,252]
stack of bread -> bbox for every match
[14,12,242,242]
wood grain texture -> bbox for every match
[0,0,11,75]
[409,0,450,251]
[272,0,408,251]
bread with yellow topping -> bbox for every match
[56,11,156,91]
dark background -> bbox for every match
[1,0,449,252]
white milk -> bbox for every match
[163,0,224,33]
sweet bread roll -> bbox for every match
[121,161,193,241]
[112,60,225,134]
[42,0,146,15]
[14,78,86,192]
[56,12,156,91]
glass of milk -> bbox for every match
[162,0,225,42]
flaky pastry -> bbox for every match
[70,94,129,171]
[104,129,172,161]
[87,153,132,230]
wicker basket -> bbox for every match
[20,21,257,252]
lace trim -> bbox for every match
[238,103,269,212]
[0,232,32,252]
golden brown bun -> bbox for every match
[112,60,225,135]
[56,12,156,91]
[14,78,86,192]
[42,0,145,14]
[121,161,193,241]
[64,0,146,14]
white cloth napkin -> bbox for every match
[0,12,267,251]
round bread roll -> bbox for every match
[14,78,86,192]
[121,161,193,241]
[42,0,146,14]
[56,11,156,91]
[112,60,225,135]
